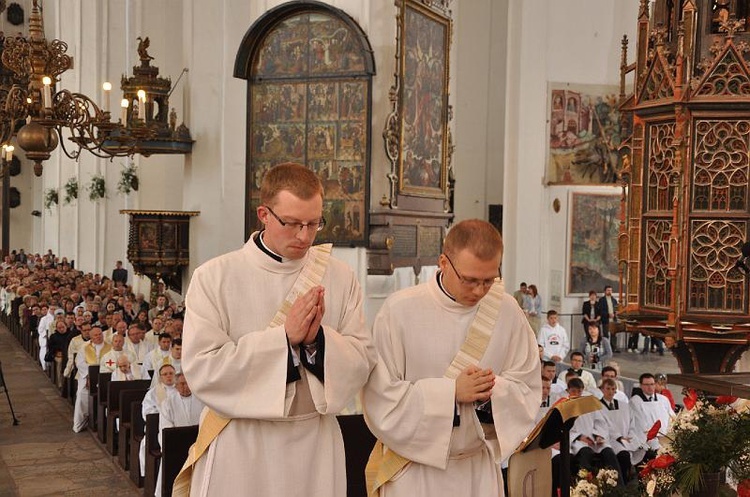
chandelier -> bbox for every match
[0,0,193,177]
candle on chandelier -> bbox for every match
[137,89,146,121]
[25,97,31,124]
[102,82,112,112]
[121,98,129,126]
[5,145,14,162]
[42,76,52,108]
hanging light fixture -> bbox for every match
[0,0,193,177]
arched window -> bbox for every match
[235,2,375,245]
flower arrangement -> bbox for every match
[638,391,750,496]
[63,177,78,204]
[44,188,58,209]
[571,468,620,497]
[117,160,139,195]
[87,174,107,201]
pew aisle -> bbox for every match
[0,324,139,496]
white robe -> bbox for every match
[143,347,171,372]
[600,400,638,460]
[124,339,151,365]
[183,237,375,497]
[629,393,674,462]
[362,276,541,497]
[140,384,176,478]
[570,410,610,455]
[156,393,205,497]
[112,364,148,381]
[99,349,136,373]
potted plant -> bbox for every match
[117,160,139,195]
[87,174,107,201]
[63,177,78,204]
[44,188,58,210]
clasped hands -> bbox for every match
[285,286,325,347]
[455,365,495,404]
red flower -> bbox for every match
[716,395,738,405]
[738,479,750,497]
[650,454,676,469]
[683,389,698,410]
[647,420,662,441]
[639,465,652,478]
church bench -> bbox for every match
[129,400,145,487]
[161,424,199,497]
[118,388,149,471]
[144,413,160,497]
[337,414,377,497]
[96,372,112,442]
[86,365,100,431]
[106,379,151,456]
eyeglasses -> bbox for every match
[263,205,326,233]
[444,254,498,289]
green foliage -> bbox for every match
[44,188,58,210]
[63,177,78,204]
[87,174,107,201]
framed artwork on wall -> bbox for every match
[396,0,451,198]
[547,82,629,185]
[235,4,376,246]
[567,191,621,295]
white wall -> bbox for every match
[13,0,641,328]
[503,0,639,320]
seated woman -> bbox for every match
[579,323,612,370]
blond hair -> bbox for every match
[443,219,503,260]
[260,163,323,205]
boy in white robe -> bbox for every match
[599,378,637,482]
[182,163,375,497]
[363,219,541,497]
[630,373,675,464]
[140,364,176,479]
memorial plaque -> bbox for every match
[392,225,418,258]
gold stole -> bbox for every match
[172,243,333,497]
[365,281,504,497]
[84,342,112,365]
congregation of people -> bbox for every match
[517,280,679,493]
[0,251,203,496]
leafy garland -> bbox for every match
[87,174,107,201]
[44,188,58,210]
[63,177,78,204]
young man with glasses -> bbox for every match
[363,219,540,497]
[629,373,675,464]
[181,163,375,496]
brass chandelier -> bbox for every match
[0,0,192,177]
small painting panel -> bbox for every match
[548,83,625,184]
[567,192,620,295]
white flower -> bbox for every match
[646,478,657,496]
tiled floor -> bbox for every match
[0,326,140,497]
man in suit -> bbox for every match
[598,285,618,351]
[581,290,601,340]
[112,260,128,287]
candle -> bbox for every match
[5,145,13,162]
[121,98,129,125]
[102,81,112,112]
[137,89,146,121]
[25,98,31,124]
[42,76,52,108]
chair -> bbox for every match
[117,388,149,470]
[106,379,150,455]
[87,365,100,432]
[96,372,112,443]
[161,425,199,497]
[129,400,145,486]
[144,413,161,497]
[337,415,377,497]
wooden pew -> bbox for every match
[129,400,145,486]
[67,367,77,406]
[86,365,100,432]
[161,425,199,497]
[105,379,150,456]
[144,413,160,497]
[117,388,148,471]
[337,415,377,497]
[96,372,112,443]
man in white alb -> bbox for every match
[180,163,375,496]
[363,219,541,497]
[71,326,111,432]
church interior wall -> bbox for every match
[6,0,647,329]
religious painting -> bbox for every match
[241,7,375,246]
[567,192,620,295]
[397,0,451,197]
[548,83,627,185]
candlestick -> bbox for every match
[137,90,146,121]
[42,76,52,108]
[102,82,112,113]
[5,145,13,162]
[121,99,129,125]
